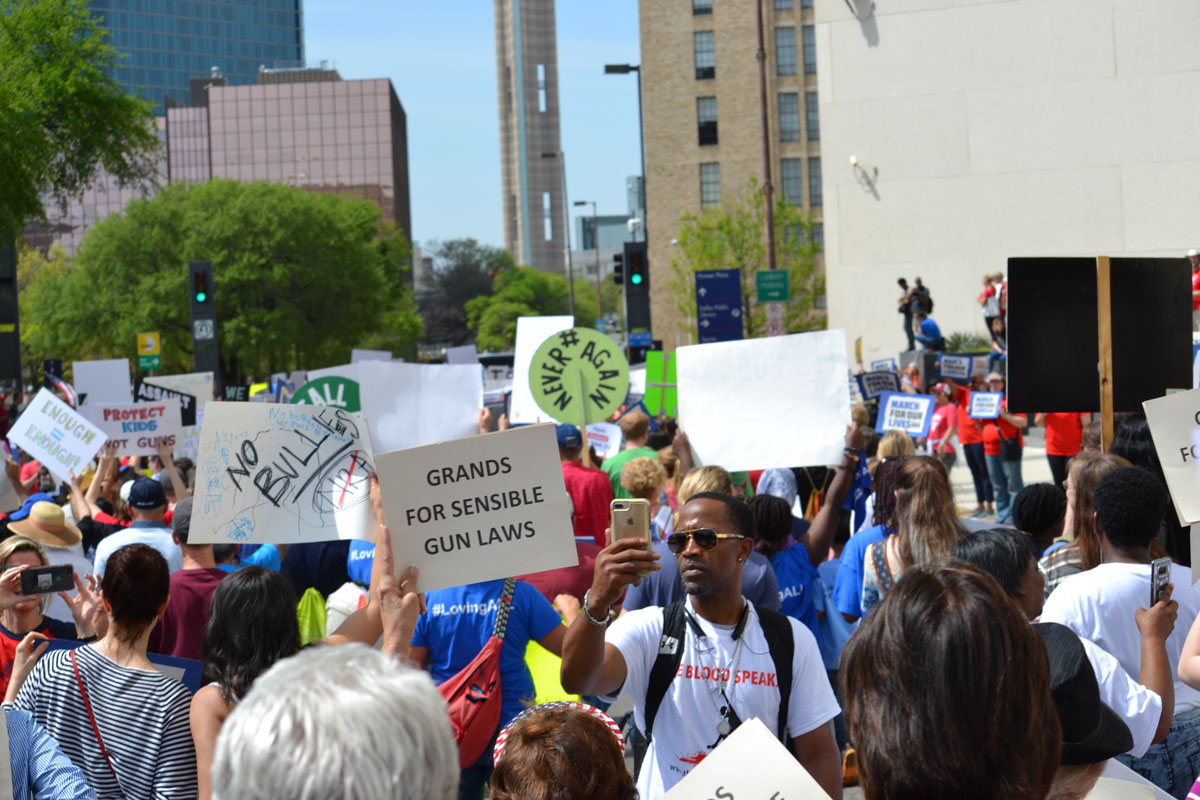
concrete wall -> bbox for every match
[816,0,1200,363]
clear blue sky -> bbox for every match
[303,1,642,253]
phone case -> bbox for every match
[20,565,73,596]
[610,499,653,577]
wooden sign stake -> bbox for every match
[1096,255,1114,451]
[576,369,596,469]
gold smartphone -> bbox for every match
[610,499,653,576]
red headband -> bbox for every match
[492,701,625,766]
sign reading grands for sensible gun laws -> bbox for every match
[375,423,576,593]
[8,389,107,480]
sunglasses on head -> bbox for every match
[666,528,746,555]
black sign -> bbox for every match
[135,380,198,427]
[223,385,249,402]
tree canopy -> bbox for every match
[21,179,420,380]
[0,0,160,238]
[418,238,512,346]
[666,178,825,339]
[465,267,595,352]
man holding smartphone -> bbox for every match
[1041,466,1199,798]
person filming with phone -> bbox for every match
[561,481,849,799]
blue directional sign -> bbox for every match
[695,269,744,344]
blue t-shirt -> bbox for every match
[818,558,857,671]
[919,317,942,340]
[622,541,781,612]
[832,525,888,619]
[412,579,562,728]
[769,544,821,643]
[346,539,375,585]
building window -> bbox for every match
[694,32,715,80]
[785,224,803,246]
[693,0,712,13]
[543,192,553,240]
[813,222,824,251]
[781,158,803,207]
[697,97,718,146]
[802,0,814,7]
[805,91,819,140]
[775,27,797,76]
[700,162,721,207]
[808,157,822,206]
[775,0,794,8]
[537,64,547,112]
[802,25,817,74]
[778,92,800,142]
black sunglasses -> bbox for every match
[667,528,746,555]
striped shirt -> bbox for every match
[13,646,196,799]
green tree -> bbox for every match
[419,238,512,346]
[466,267,595,352]
[666,178,825,339]
[16,243,70,385]
[0,0,160,239]
[24,179,420,380]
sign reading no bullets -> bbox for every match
[376,424,576,593]
[529,327,630,425]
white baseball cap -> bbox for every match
[1188,249,1199,257]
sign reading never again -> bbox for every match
[529,327,630,425]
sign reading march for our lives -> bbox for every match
[529,327,630,426]
[856,371,901,401]
[938,354,973,381]
[8,388,107,481]
[870,357,898,372]
[875,391,935,438]
[375,424,576,593]
[1143,389,1200,526]
[968,391,1004,419]
[189,403,376,545]
[90,401,183,457]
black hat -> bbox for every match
[1034,622,1133,765]
[127,478,167,510]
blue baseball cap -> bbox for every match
[555,424,582,449]
[8,492,52,521]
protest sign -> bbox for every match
[662,717,831,800]
[91,401,183,457]
[938,354,972,381]
[72,359,131,410]
[307,361,482,453]
[676,331,850,470]
[848,375,864,405]
[135,380,197,427]
[509,316,574,424]
[446,344,479,366]
[968,391,1004,419]
[875,391,935,437]
[586,422,623,460]
[352,348,392,363]
[643,351,678,416]
[856,371,901,401]
[1142,389,1200,526]
[528,327,630,426]
[8,388,107,481]
[375,423,576,593]
[870,357,898,372]
[144,372,215,411]
[291,375,362,412]
[223,385,250,402]
[190,403,376,545]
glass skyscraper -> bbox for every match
[89,0,304,111]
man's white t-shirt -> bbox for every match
[1041,562,1200,714]
[605,600,839,799]
[92,525,183,578]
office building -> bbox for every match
[640,0,824,348]
[90,0,304,112]
[494,0,567,272]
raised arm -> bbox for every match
[672,428,695,481]
[802,425,865,567]
[156,442,189,503]
[1138,585,1178,742]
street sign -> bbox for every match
[694,269,744,344]
[138,354,161,370]
[756,270,789,303]
[628,331,653,347]
[137,332,160,356]
[765,302,785,337]
[193,319,214,341]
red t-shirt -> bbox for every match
[1043,413,1088,457]
[561,460,614,547]
[0,616,76,696]
[928,402,957,454]
[982,398,1025,456]
[147,567,227,660]
[955,387,984,445]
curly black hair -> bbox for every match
[1093,466,1167,550]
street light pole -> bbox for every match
[603,63,646,241]
[575,200,601,322]
[541,151,575,318]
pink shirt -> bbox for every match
[928,402,957,454]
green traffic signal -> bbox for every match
[195,291,207,303]
[631,274,643,285]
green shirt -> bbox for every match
[602,446,658,499]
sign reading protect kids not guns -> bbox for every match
[189,403,376,545]
[529,327,630,425]
[8,388,108,481]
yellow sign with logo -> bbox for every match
[138,332,160,356]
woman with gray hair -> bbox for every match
[211,643,458,800]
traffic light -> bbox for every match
[192,270,210,304]
[612,252,624,285]
[623,241,651,331]
[188,260,220,380]
[626,245,649,293]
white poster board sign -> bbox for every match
[446,345,480,366]
[375,424,576,593]
[509,316,574,425]
[308,361,482,453]
[676,331,850,471]
[352,348,393,363]
[72,359,131,410]
[938,354,972,381]
[586,422,623,460]
[190,403,375,544]
[91,401,183,457]
[662,717,831,800]
[8,389,108,481]
[145,372,216,411]
[875,392,935,437]
[1143,389,1200,527]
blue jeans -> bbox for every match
[1116,706,1200,799]
[985,453,1023,524]
[914,334,944,351]
[963,442,993,505]
[987,352,1006,374]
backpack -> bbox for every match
[438,577,516,768]
[643,601,794,743]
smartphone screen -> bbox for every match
[19,565,74,596]
[1150,557,1172,606]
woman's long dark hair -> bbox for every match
[202,567,301,706]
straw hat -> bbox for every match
[7,501,82,549]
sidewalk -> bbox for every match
[949,425,1053,517]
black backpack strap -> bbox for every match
[756,606,794,744]
[643,601,686,739]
